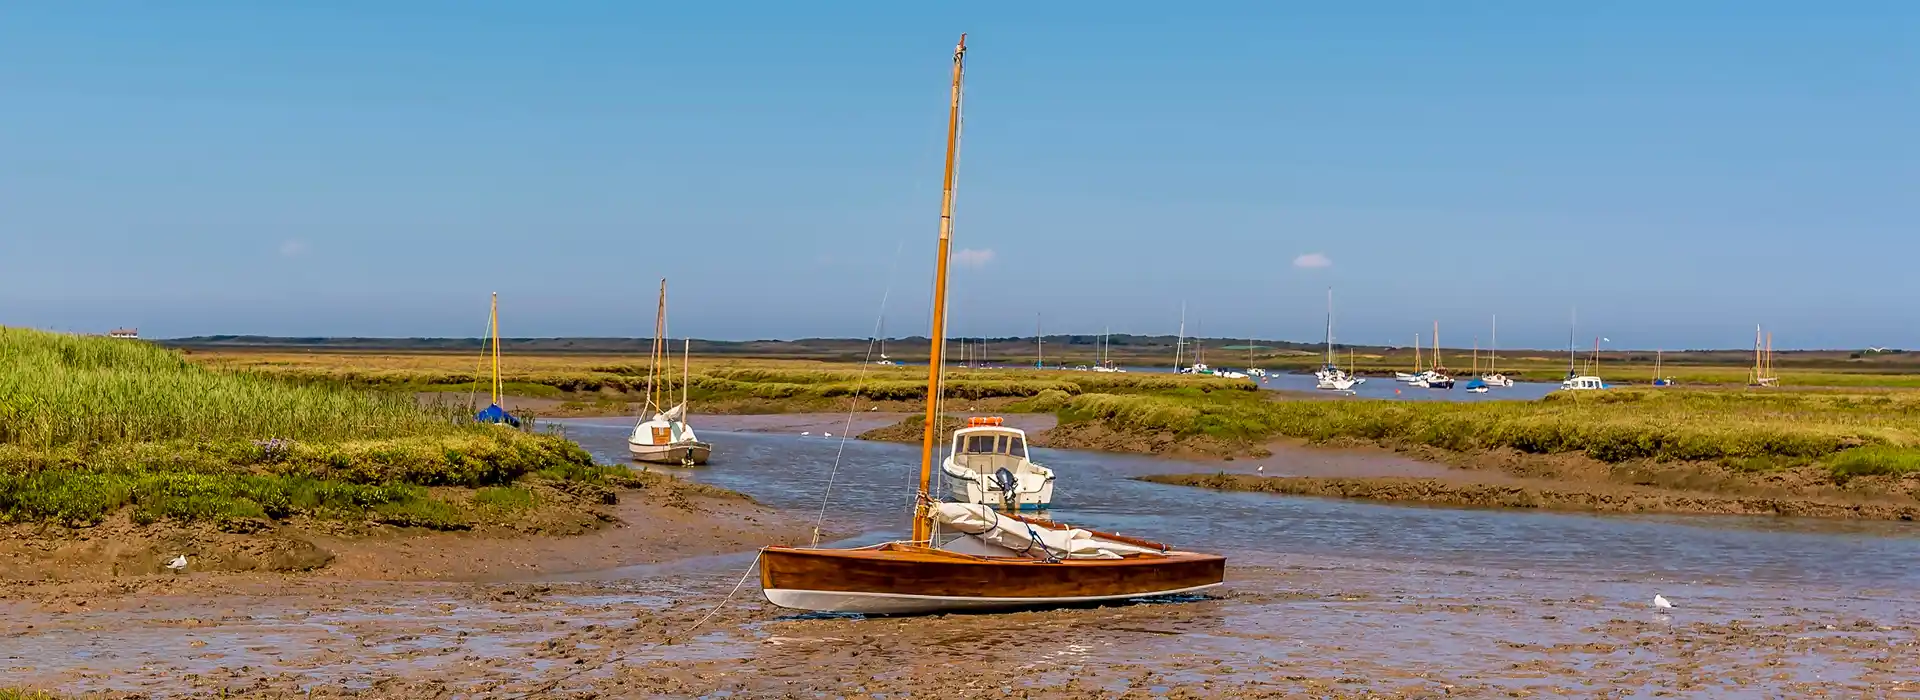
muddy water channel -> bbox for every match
[6,417,1918,697]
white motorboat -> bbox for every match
[941,417,1054,511]
[1560,375,1606,391]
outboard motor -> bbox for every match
[992,467,1019,511]
[992,467,1018,494]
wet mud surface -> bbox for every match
[4,562,1914,697]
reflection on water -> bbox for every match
[556,418,1920,590]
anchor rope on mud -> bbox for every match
[499,551,764,700]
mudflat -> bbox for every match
[5,558,1912,697]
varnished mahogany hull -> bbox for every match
[759,545,1226,614]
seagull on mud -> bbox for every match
[166,555,188,573]
[1653,594,1673,609]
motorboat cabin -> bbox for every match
[941,417,1054,511]
[1561,375,1607,391]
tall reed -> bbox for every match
[0,328,462,449]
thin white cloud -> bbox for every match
[1292,252,1332,269]
[954,248,996,268]
[279,239,309,258]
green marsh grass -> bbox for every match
[0,327,461,449]
[1061,388,1920,465]
[190,349,1259,405]
[0,328,632,527]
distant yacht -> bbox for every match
[1480,315,1514,387]
[1314,288,1365,391]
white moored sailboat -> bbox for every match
[1314,288,1364,391]
[627,280,713,465]
[1481,314,1514,388]
[941,417,1054,511]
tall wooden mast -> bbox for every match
[912,34,967,543]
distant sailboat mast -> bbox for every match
[1035,313,1045,368]
[1324,288,1335,369]
[1489,315,1498,377]
[1567,308,1577,378]
[1174,303,1187,371]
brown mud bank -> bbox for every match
[856,414,1243,461]
[5,563,1913,697]
[855,413,1060,444]
[1033,420,1266,460]
[1144,473,1920,521]
[0,474,799,583]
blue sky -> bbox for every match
[2,2,1913,349]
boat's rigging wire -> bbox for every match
[465,310,493,414]
[810,239,909,546]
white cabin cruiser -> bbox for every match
[941,417,1054,511]
[1560,375,1606,391]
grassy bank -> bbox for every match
[188,350,1257,413]
[1058,387,1920,478]
[0,328,698,532]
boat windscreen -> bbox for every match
[960,432,1027,456]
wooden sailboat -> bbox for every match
[627,279,713,465]
[760,36,1225,615]
[474,292,521,427]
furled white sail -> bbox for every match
[932,503,1161,560]
[657,402,687,422]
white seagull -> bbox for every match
[166,555,188,572]
[1652,594,1673,609]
